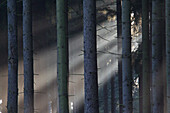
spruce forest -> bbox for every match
[0,0,169,113]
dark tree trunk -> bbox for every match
[23,0,34,113]
[83,0,99,112]
[116,0,123,113]
[166,0,170,112]
[162,1,166,113]
[152,0,164,112]
[142,0,151,112]
[7,0,18,113]
[56,0,69,112]
[149,0,152,112]
[103,82,108,113]
[139,72,143,113]
[111,76,116,113]
[122,0,132,112]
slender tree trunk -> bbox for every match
[111,76,116,113]
[142,0,150,112]
[23,0,34,113]
[166,0,170,112]
[149,0,152,112]
[103,82,108,113]
[116,0,123,113]
[139,71,143,113]
[7,0,18,112]
[83,0,99,113]
[56,0,69,112]
[152,0,164,112]
[161,1,166,113]
[122,0,132,113]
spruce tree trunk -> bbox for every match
[122,0,132,113]
[83,0,99,113]
[7,0,18,112]
[139,72,143,113]
[142,0,151,112]
[116,0,123,112]
[56,0,69,112]
[149,0,152,112]
[166,0,170,112]
[23,0,34,113]
[152,0,164,112]
[161,1,166,113]
[103,82,108,113]
[111,76,116,113]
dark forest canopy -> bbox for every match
[0,0,142,29]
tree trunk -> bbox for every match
[116,0,123,113]
[166,0,170,112]
[103,82,108,113]
[83,0,99,112]
[23,0,34,113]
[152,0,164,112]
[111,76,116,113]
[122,0,132,112]
[7,0,18,112]
[161,1,166,113]
[149,0,152,112]
[139,71,143,113]
[142,0,151,112]
[56,0,69,112]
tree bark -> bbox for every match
[23,0,34,113]
[56,0,69,112]
[122,0,132,113]
[161,1,166,113]
[152,0,164,112]
[149,0,152,112]
[7,0,18,112]
[111,76,116,113]
[139,71,143,113]
[103,82,108,113]
[142,0,151,112]
[116,0,123,113]
[166,0,170,112]
[83,0,99,112]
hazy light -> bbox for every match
[71,102,74,110]
[0,100,2,104]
